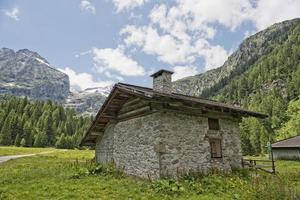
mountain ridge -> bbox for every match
[173,18,300,98]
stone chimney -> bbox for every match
[150,69,174,94]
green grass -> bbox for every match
[0,146,56,156]
[0,147,299,200]
[246,155,300,193]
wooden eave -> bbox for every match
[80,83,268,146]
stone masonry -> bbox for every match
[151,70,173,94]
[95,110,242,179]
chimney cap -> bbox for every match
[150,69,174,78]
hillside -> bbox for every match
[173,18,300,98]
[0,95,92,148]
[174,18,300,155]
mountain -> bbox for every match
[0,48,69,102]
[64,86,112,116]
[173,18,300,155]
[0,48,111,115]
[173,18,300,98]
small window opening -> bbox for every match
[209,138,222,158]
[208,118,220,130]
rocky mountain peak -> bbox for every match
[0,47,69,102]
[16,49,49,64]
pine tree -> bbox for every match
[55,133,67,149]
[0,110,14,145]
[23,122,33,147]
[33,131,48,147]
[0,95,91,148]
[43,113,55,146]
[14,133,22,146]
[20,138,26,147]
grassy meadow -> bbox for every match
[0,147,299,200]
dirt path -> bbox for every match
[0,150,64,164]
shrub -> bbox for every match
[71,160,124,179]
[150,179,185,195]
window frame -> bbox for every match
[208,118,220,130]
[209,138,222,158]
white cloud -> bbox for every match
[194,39,229,70]
[92,47,145,76]
[121,25,195,65]
[79,0,96,14]
[119,0,300,81]
[112,0,148,12]
[4,7,20,21]
[120,0,241,73]
[250,0,300,30]
[104,71,124,81]
[172,66,198,81]
[58,67,113,91]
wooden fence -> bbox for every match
[242,158,275,174]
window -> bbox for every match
[208,118,220,130]
[209,138,222,158]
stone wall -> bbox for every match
[113,113,162,179]
[95,110,242,179]
[159,112,242,177]
[95,123,115,163]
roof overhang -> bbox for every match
[80,83,268,146]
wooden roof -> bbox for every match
[80,83,268,146]
[272,135,300,148]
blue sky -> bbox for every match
[1,0,300,91]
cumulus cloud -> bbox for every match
[112,0,149,12]
[118,0,300,81]
[104,71,124,81]
[92,47,145,76]
[79,0,96,14]
[172,66,198,81]
[58,67,113,91]
[194,39,229,70]
[121,25,195,65]
[250,0,300,30]
[120,0,243,73]
[4,7,20,21]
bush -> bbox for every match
[71,160,124,179]
[150,179,186,195]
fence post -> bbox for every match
[271,149,275,174]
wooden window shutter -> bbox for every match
[208,118,220,130]
[209,138,222,158]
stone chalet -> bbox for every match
[81,69,267,179]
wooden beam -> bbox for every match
[118,106,151,120]
[122,97,140,107]
[119,100,149,115]
[90,132,103,136]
